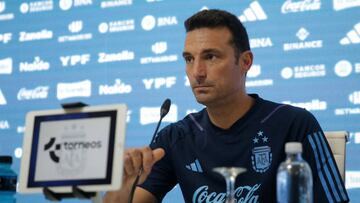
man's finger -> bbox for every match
[152,148,165,163]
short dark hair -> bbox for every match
[184,9,251,55]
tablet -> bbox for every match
[19,104,127,193]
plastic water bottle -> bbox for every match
[0,156,17,203]
[276,142,313,203]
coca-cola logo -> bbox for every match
[192,184,261,203]
[281,0,321,14]
[17,86,49,100]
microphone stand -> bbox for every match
[128,99,171,203]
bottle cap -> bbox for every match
[0,156,12,164]
[285,142,302,154]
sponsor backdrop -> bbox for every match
[0,0,359,202]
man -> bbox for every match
[105,9,349,203]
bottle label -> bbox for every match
[0,176,17,191]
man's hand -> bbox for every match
[104,147,165,203]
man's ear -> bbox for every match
[239,50,253,71]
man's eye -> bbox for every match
[205,54,217,60]
[184,56,193,64]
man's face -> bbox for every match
[183,27,250,107]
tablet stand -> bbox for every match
[41,102,102,203]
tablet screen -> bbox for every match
[27,111,117,187]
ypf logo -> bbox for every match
[44,137,61,163]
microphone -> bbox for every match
[128,98,171,203]
[150,98,171,144]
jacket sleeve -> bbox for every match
[294,110,349,203]
[138,124,178,202]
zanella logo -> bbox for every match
[98,51,134,63]
[17,86,49,101]
[192,184,261,203]
[0,57,12,74]
[19,56,50,72]
[281,0,321,14]
[57,79,91,100]
[333,0,360,11]
[19,29,53,42]
[282,99,327,111]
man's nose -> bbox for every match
[193,59,206,78]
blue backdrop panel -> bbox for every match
[0,0,359,202]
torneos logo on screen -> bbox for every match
[44,137,102,163]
